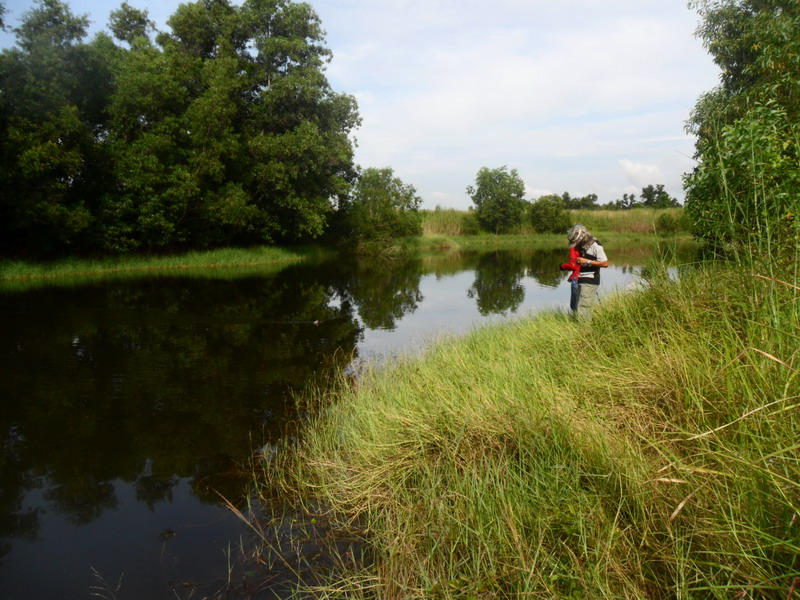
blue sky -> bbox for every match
[2,0,721,209]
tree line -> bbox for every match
[466,165,680,235]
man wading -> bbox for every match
[567,224,608,319]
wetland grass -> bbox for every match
[0,245,329,289]
[259,261,798,598]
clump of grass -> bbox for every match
[261,259,798,598]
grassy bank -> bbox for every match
[260,262,799,598]
[1,207,685,284]
[0,245,329,286]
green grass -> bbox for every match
[256,260,799,599]
[0,245,330,289]
[572,207,689,235]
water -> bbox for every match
[0,246,650,598]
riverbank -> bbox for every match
[261,262,799,598]
[0,245,330,288]
[0,231,692,289]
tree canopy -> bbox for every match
[0,0,360,257]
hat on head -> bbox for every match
[567,224,588,248]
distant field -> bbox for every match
[421,207,689,236]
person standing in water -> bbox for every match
[566,224,608,319]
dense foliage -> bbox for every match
[334,167,422,249]
[684,0,800,256]
[528,195,572,233]
[0,0,360,257]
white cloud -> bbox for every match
[619,159,664,188]
[526,187,556,200]
[313,0,719,208]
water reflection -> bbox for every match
[335,257,424,329]
[0,245,661,598]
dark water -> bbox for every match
[0,246,650,599]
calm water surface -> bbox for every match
[0,246,650,599]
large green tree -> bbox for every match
[466,166,527,234]
[104,0,360,251]
[684,0,800,256]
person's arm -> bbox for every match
[577,256,608,268]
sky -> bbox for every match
[1,0,722,210]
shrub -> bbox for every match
[336,167,422,248]
[529,195,572,234]
[655,212,679,236]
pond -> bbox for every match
[0,244,661,599]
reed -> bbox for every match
[260,254,798,598]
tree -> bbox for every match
[0,0,361,256]
[684,0,800,253]
[639,184,679,208]
[104,0,360,251]
[336,167,422,248]
[529,195,571,233]
[561,191,599,210]
[615,193,639,210]
[466,166,527,234]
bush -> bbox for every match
[336,167,422,248]
[460,211,481,235]
[655,212,679,236]
[529,195,572,234]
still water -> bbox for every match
[0,246,650,599]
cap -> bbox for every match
[567,224,587,248]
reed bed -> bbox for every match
[259,259,799,598]
[421,207,689,237]
[572,208,688,235]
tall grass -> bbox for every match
[422,207,689,237]
[572,207,688,235]
[255,252,798,597]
